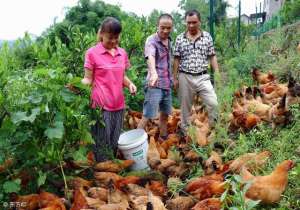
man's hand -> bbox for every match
[173,57,180,92]
[214,70,222,90]
[128,83,137,95]
[148,71,158,87]
[147,55,158,87]
[173,77,179,91]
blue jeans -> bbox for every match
[142,87,172,119]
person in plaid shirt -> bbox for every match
[138,14,173,140]
[173,9,221,135]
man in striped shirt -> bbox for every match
[138,14,173,140]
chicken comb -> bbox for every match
[287,160,295,170]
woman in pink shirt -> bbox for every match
[82,17,137,162]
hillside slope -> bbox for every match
[214,21,300,210]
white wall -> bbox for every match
[265,0,285,20]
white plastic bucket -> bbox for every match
[118,129,149,171]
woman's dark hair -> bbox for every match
[99,17,122,34]
[185,9,201,21]
[157,13,173,25]
[97,17,122,42]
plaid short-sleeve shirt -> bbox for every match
[144,33,172,90]
[173,31,216,74]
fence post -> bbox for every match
[209,0,214,40]
[278,15,281,28]
[255,6,258,39]
[238,0,241,47]
[259,2,262,23]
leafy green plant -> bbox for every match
[167,177,186,197]
[221,175,260,210]
[0,66,95,198]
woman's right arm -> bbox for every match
[81,68,93,85]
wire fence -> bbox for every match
[253,13,300,36]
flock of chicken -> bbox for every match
[10,68,299,210]
[229,68,300,131]
[10,150,296,210]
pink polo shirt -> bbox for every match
[84,42,130,111]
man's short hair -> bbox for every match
[185,9,201,21]
[157,13,173,25]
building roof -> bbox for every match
[250,12,266,19]
[241,14,249,18]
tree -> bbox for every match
[178,0,229,28]
[214,0,229,25]
[280,0,300,24]
[179,0,209,26]
[43,0,129,47]
[171,11,185,37]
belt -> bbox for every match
[179,70,207,76]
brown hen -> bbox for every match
[241,160,295,204]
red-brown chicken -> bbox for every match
[10,193,40,210]
[267,94,291,127]
[229,151,271,173]
[241,160,295,204]
[229,110,261,132]
[185,177,225,200]
[192,198,221,210]
[115,176,142,190]
[204,151,223,175]
[166,196,196,210]
[252,68,276,84]
[147,136,161,168]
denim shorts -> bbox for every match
[143,87,172,119]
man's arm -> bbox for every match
[147,55,158,87]
[209,55,221,88]
[173,56,180,90]
[173,35,182,90]
[209,55,219,73]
